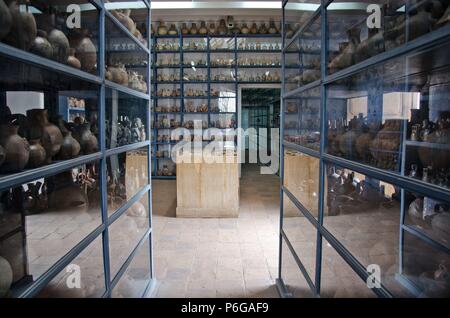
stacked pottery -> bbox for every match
[0,0,12,41]
[329,28,360,71]
[268,20,278,34]
[27,109,63,164]
[4,0,37,50]
[0,120,30,173]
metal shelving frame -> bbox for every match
[0,0,154,298]
[152,33,283,179]
[277,0,450,298]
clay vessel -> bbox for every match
[27,139,46,168]
[73,123,98,155]
[67,48,81,69]
[218,19,228,35]
[48,29,70,63]
[190,22,198,35]
[181,23,189,35]
[58,130,80,160]
[199,21,207,35]
[4,0,37,50]
[0,0,12,41]
[258,23,268,34]
[250,23,258,34]
[168,24,178,35]
[370,119,402,170]
[117,9,136,34]
[241,23,250,34]
[107,65,129,85]
[27,109,63,163]
[29,33,53,59]
[208,23,216,35]
[0,122,30,173]
[157,21,168,35]
[418,113,450,169]
[74,34,97,73]
[329,28,360,71]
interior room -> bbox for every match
[0,0,449,299]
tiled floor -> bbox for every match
[152,164,281,298]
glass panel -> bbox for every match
[284,16,321,91]
[106,16,149,93]
[284,1,321,41]
[280,237,314,298]
[328,0,450,74]
[0,56,99,177]
[107,148,149,214]
[106,90,148,149]
[324,164,415,297]
[108,193,150,277]
[283,150,320,217]
[404,192,450,250]
[0,1,99,74]
[327,41,450,185]
[283,86,321,151]
[321,238,376,298]
[283,193,317,279]
[401,231,450,297]
[0,161,101,297]
[37,236,105,298]
[112,236,150,298]
[105,0,149,48]
[210,37,235,51]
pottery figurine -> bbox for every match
[0,121,30,172]
[27,109,63,163]
[258,23,268,34]
[4,0,37,50]
[47,29,70,64]
[26,139,46,168]
[0,0,12,41]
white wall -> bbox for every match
[6,91,45,115]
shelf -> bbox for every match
[105,80,150,100]
[405,140,450,150]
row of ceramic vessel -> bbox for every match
[106,64,148,93]
[0,1,97,72]
[153,19,281,36]
[155,104,229,113]
[155,41,282,52]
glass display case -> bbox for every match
[0,1,152,298]
[280,0,450,298]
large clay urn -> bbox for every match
[48,29,70,63]
[26,109,63,164]
[73,123,98,155]
[74,32,97,73]
[30,32,54,60]
[0,122,30,173]
[0,0,12,41]
[27,139,46,168]
[4,0,37,50]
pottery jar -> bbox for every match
[241,23,250,34]
[27,139,46,168]
[157,21,168,35]
[117,9,136,34]
[250,23,258,34]
[269,20,278,34]
[26,109,63,163]
[329,28,360,71]
[73,123,98,155]
[67,48,81,69]
[0,122,30,173]
[0,0,12,41]
[59,130,81,160]
[47,29,70,63]
[190,22,198,35]
[168,24,178,35]
[208,23,216,35]
[30,34,53,59]
[75,35,97,73]
[198,21,208,35]
[218,19,228,35]
[181,23,189,35]
[4,0,37,50]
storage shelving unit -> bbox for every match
[278,0,450,298]
[0,0,153,298]
[152,33,283,178]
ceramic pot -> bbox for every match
[190,22,198,35]
[59,131,80,160]
[27,139,46,168]
[75,35,97,73]
[27,109,63,163]
[117,9,136,34]
[258,23,268,34]
[168,24,178,35]
[199,21,207,35]
[250,23,258,34]
[181,23,189,35]
[0,0,12,41]
[48,29,70,64]
[241,23,250,34]
[208,23,216,35]
[355,30,384,63]
[0,122,30,172]
[0,256,12,297]
[218,19,228,35]
[4,0,37,50]
[268,20,278,34]
[107,65,129,85]
[157,21,168,35]
[67,48,81,69]
[73,123,98,155]
[329,28,360,71]
[29,34,53,59]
